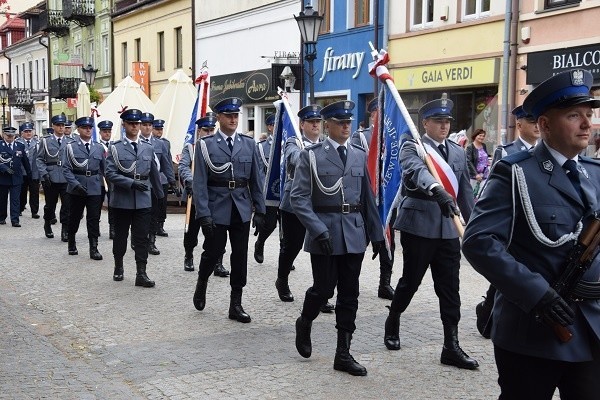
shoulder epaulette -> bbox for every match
[306,142,322,150]
[580,155,600,166]
[112,139,123,145]
[502,142,516,149]
[257,138,266,144]
[350,143,366,152]
[42,134,51,138]
[502,150,532,165]
[447,140,461,148]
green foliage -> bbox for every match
[89,86,101,104]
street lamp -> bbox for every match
[0,85,8,128]
[82,64,98,86]
[295,4,323,105]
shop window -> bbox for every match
[411,0,434,30]
[545,0,581,9]
[347,0,371,29]
[315,0,331,34]
[463,0,491,19]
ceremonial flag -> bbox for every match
[184,69,209,146]
[90,105,99,143]
[264,93,301,207]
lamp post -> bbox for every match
[0,85,8,128]
[295,4,323,105]
[82,64,98,87]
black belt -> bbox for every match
[572,280,600,301]
[208,179,248,189]
[404,190,435,201]
[121,173,149,180]
[73,170,99,176]
[46,161,62,166]
[313,204,361,214]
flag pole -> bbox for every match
[368,43,464,237]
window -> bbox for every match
[122,42,128,78]
[157,31,165,71]
[42,58,46,88]
[412,0,434,29]
[89,40,95,70]
[29,61,33,90]
[22,63,25,89]
[355,0,370,26]
[175,27,183,69]
[102,35,109,74]
[135,38,141,62]
[315,0,331,33]
[545,0,580,9]
[463,0,491,19]
[35,60,39,89]
[15,65,19,87]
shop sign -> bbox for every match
[319,47,366,82]
[132,62,150,95]
[527,44,600,85]
[210,69,279,104]
[393,59,500,90]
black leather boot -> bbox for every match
[109,224,115,240]
[193,278,208,310]
[213,255,229,277]
[184,250,194,271]
[61,224,69,242]
[378,270,395,300]
[275,277,294,302]
[135,263,155,287]
[68,234,78,255]
[113,258,124,281]
[156,222,168,237]
[295,315,312,358]
[89,238,103,260]
[254,240,264,264]
[440,325,479,370]
[228,290,251,323]
[333,331,367,376]
[44,220,54,238]
[384,306,401,350]
[320,302,335,313]
[148,234,160,255]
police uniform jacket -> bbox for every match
[490,137,531,169]
[142,135,175,186]
[105,139,163,209]
[350,126,372,152]
[37,135,70,183]
[290,139,383,255]
[17,137,39,180]
[393,136,474,239]
[463,143,600,362]
[178,142,193,198]
[280,135,318,213]
[0,140,31,186]
[193,131,266,225]
[62,139,105,196]
[257,135,273,180]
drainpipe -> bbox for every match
[500,0,513,145]
[39,34,49,124]
[507,0,519,142]
[191,0,196,79]
[373,0,379,97]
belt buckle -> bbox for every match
[342,203,350,214]
[134,174,141,180]
[228,180,236,190]
[57,161,62,166]
[85,171,91,177]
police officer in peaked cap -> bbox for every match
[17,122,40,219]
[0,126,31,227]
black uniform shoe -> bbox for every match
[333,331,367,376]
[148,234,160,255]
[184,253,195,271]
[254,240,264,264]
[384,306,401,350]
[193,279,208,310]
[135,263,155,288]
[290,264,296,271]
[113,259,124,281]
[44,221,54,238]
[156,224,168,237]
[213,262,229,277]
[295,316,312,358]
[378,271,395,300]
[68,236,78,255]
[32,214,40,219]
[320,302,335,313]
[228,291,251,323]
[0,220,5,225]
[12,222,21,227]
[50,218,57,225]
[440,325,479,370]
[275,278,294,302]
[89,238,103,260]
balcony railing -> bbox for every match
[50,78,80,100]
[39,9,70,37]
[8,88,34,112]
[63,0,95,27]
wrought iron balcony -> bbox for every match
[50,78,80,100]
[8,88,34,112]
[39,9,70,37]
[63,0,95,27]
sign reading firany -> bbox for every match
[319,47,366,82]
[210,69,278,104]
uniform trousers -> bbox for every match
[112,207,152,264]
[197,204,248,290]
[257,205,279,243]
[390,231,461,326]
[100,186,114,228]
[43,182,70,224]
[302,253,364,334]
[150,188,161,234]
[494,345,600,400]
[68,194,102,239]
[19,176,39,214]
[0,184,21,223]
[278,210,305,279]
[183,202,201,252]
[159,183,168,224]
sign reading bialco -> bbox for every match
[393,59,500,90]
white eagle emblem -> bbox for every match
[441,98,448,107]
[571,70,584,86]
[542,160,554,172]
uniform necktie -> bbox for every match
[131,142,138,153]
[26,140,30,146]
[85,143,90,153]
[563,160,585,204]
[337,145,347,167]
[227,137,233,152]
[57,138,62,146]
[438,143,448,161]
[9,143,13,151]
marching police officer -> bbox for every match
[463,69,600,399]
[350,97,377,152]
[383,96,479,370]
[64,120,74,138]
[151,118,174,237]
[0,126,31,227]
[105,108,164,287]
[180,113,229,277]
[62,117,105,260]
[37,114,71,240]
[192,97,266,323]
[98,120,115,239]
[291,101,384,376]
[475,105,540,338]
[17,122,40,219]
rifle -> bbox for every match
[546,212,600,342]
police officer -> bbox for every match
[105,108,164,287]
[253,113,278,263]
[17,122,40,219]
[139,112,176,255]
[463,69,600,399]
[0,126,31,227]
[64,120,74,138]
[475,105,540,338]
[383,96,479,370]
[37,114,71,240]
[98,120,115,239]
[62,117,104,260]
[192,97,266,323]
[151,118,174,237]
[350,97,395,300]
[291,101,384,376]
[180,113,229,277]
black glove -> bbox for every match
[185,180,193,197]
[431,185,460,218]
[169,181,181,197]
[316,231,333,256]
[4,167,14,175]
[372,240,385,260]
[74,185,88,196]
[42,174,51,184]
[534,288,575,327]
[131,181,149,192]
[199,216,215,239]
[252,213,266,231]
